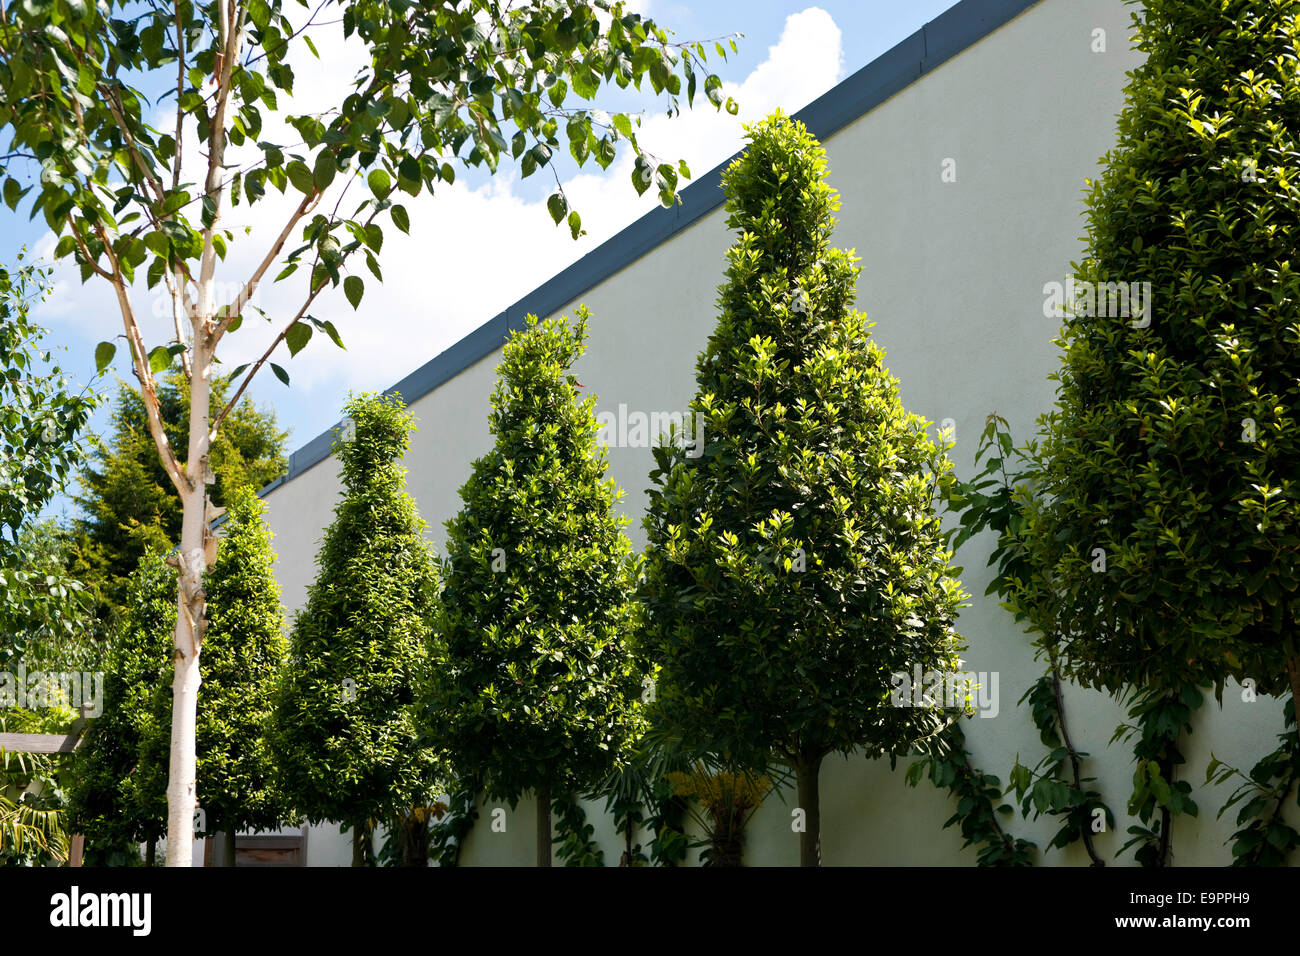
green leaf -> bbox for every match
[398,155,420,186]
[3,178,22,211]
[286,160,314,195]
[367,168,392,199]
[94,341,116,374]
[146,256,167,289]
[285,321,312,357]
[319,319,346,350]
[391,204,410,234]
[143,231,170,258]
[270,363,290,386]
[632,157,652,196]
[313,150,337,192]
[147,346,172,374]
[528,144,552,170]
[568,210,583,240]
[547,192,567,224]
[704,74,723,108]
[344,275,364,310]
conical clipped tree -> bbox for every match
[428,310,644,867]
[1011,0,1300,733]
[269,393,441,865]
[138,486,290,865]
[67,548,172,865]
[638,112,968,867]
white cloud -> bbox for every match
[32,7,845,415]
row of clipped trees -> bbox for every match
[71,112,968,867]
[75,0,1300,861]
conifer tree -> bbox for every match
[638,112,967,866]
[429,310,644,867]
[268,393,441,865]
[1012,0,1300,737]
[72,374,287,626]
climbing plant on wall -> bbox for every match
[942,414,1114,864]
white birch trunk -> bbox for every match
[163,338,212,868]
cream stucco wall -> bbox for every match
[260,0,1293,866]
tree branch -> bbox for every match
[163,269,194,380]
[209,293,312,441]
[102,54,196,378]
[98,82,167,208]
[95,224,190,497]
[211,200,381,439]
[242,0,333,67]
[217,190,320,338]
[173,0,185,193]
[64,217,113,281]
[97,79,199,296]
[196,0,245,333]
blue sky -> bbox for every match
[6,0,963,521]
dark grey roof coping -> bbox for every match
[253,0,1042,502]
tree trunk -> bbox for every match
[709,809,745,867]
[1154,721,1178,868]
[621,811,634,867]
[163,577,201,868]
[398,812,430,867]
[223,829,237,867]
[796,753,824,867]
[351,824,368,867]
[163,342,212,867]
[145,839,156,867]
[1288,656,1300,748]
[536,781,552,867]
[1155,802,1172,867]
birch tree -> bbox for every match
[0,0,733,864]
